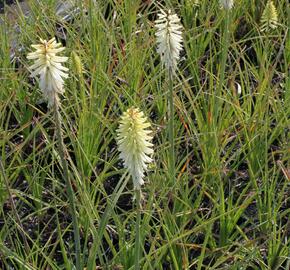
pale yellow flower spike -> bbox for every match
[27,37,69,107]
[219,0,234,10]
[117,107,154,190]
[155,9,183,74]
[260,0,278,32]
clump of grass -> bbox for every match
[0,0,289,269]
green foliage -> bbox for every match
[0,0,289,269]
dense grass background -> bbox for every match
[0,0,289,269]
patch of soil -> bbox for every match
[0,0,25,13]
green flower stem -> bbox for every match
[218,175,227,246]
[215,8,231,122]
[54,102,81,270]
[216,9,231,247]
[168,68,175,185]
[134,189,141,270]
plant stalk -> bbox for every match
[134,189,141,270]
[54,102,81,270]
[168,68,175,185]
[216,9,231,247]
[215,8,231,123]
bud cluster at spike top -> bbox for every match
[155,9,183,74]
[219,0,234,10]
[117,107,154,190]
[260,0,279,32]
[27,37,69,107]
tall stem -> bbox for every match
[219,174,227,246]
[168,68,175,184]
[215,9,231,124]
[54,102,81,270]
[134,189,141,270]
[217,9,231,247]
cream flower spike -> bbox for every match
[117,107,154,190]
[155,9,183,74]
[27,37,69,107]
[219,0,234,10]
[260,0,278,32]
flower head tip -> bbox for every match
[260,0,278,32]
[219,0,234,10]
[27,37,69,107]
[155,9,183,74]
